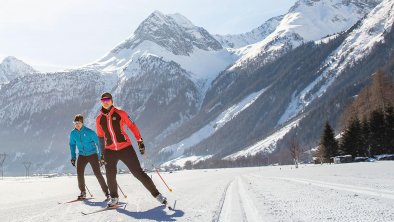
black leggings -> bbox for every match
[104,146,159,198]
[77,153,108,194]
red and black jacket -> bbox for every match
[96,106,142,151]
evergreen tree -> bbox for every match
[384,105,394,153]
[369,109,386,155]
[340,117,365,157]
[319,121,339,162]
[360,118,371,156]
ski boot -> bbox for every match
[107,197,119,207]
[77,191,87,200]
[156,193,167,205]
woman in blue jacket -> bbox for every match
[69,114,109,199]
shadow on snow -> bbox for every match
[84,200,185,221]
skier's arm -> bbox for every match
[122,111,145,155]
[95,117,106,155]
[122,111,142,141]
[69,133,77,160]
[91,130,101,158]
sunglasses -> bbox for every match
[101,97,112,103]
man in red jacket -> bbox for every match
[96,92,167,207]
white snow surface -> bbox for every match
[159,87,269,159]
[278,0,394,125]
[0,162,393,221]
[225,117,302,160]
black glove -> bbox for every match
[138,140,145,155]
[100,154,106,166]
[70,159,76,167]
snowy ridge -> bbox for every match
[0,56,37,85]
[214,15,284,48]
[225,118,302,160]
[229,0,381,71]
[159,87,270,159]
[87,11,237,90]
[0,69,105,124]
[278,0,393,125]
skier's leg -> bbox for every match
[104,150,119,198]
[76,155,88,192]
[88,154,109,194]
[120,146,160,197]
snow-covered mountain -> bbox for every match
[157,0,393,166]
[278,0,394,126]
[0,0,393,174]
[229,0,382,72]
[88,11,237,85]
[0,56,37,85]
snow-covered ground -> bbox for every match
[0,161,393,221]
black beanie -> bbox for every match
[101,92,113,100]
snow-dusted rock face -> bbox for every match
[214,15,284,48]
[0,56,37,85]
[229,0,382,72]
[88,11,237,92]
[279,0,394,125]
[114,11,223,56]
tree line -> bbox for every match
[317,71,394,162]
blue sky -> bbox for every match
[0,0,296,72]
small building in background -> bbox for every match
[333,155,352,164]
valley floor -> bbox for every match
[0,162,393,221]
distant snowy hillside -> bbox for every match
[278,0,394,125]
[0,56,37,85]
[214,15,284,48]
[157,0,393,164]
[229,0,382,71]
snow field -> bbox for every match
[0,161,393,221]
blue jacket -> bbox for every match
[69,126,100,160]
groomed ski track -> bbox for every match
[0,162,393,221]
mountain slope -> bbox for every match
[0,56,37,85]
[88,11,236,84]
[229,0,382,72]
[214,15,284,48]
[157,0,393,165]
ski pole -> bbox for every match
[85,185,93,197]
[100,165,128,199]
[143,154,173,192]
[117,183,128,199]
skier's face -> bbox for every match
[74,121,83,130]
[101,97,113,110]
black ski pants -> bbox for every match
[77,153,109,194]
[104,146,160,198]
